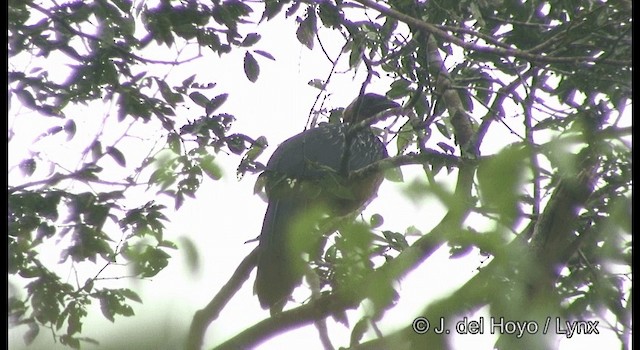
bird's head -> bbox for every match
[343,93,401,124]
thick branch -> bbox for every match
[349,150,462,180]
[213,291,361,349]
[354,0,630,66]
[187,248,259,350]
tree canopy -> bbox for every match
[8,0,631,349]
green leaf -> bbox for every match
[383,230,409,251]
[318,1,343,28]
[388,79,411,99]
[477,146,528,225]
[350,318,369,346]
[120,289,142,303]
[159,240,178,249]
[396,122,415,155]
[436,121,452,139]
[384,166,404,183]
[189,91,209,107]
[243,52,259,82]
[99,295,115,322]
[167,132,181,154]
[296,8,316,49]
[178,236,201,274]
[201,154,223,180]
[226,138,246,156]
[349,40,363,68]
[67,307,82,335]
[60,335,80,349]
[157,79,184,106]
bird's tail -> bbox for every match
[254,198,325,312]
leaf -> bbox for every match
[60,335,80,349]
[67,307,82,335]
[182,74,196,88]
[435,121,452,139]
[253,49,275,61]
[157,79,183,106]
[64,119,76,141]
[349,40,363,68]
[201,154,223,180]
[41,126,63,139]
[167,132,181,154]
[106,146,126,167]
[318,1,343,29]
[189,91,209,107]
[99,296,115,322]
[23,322,39,346]
[476,146,527,225]
[15,89,37,109]
[308,79,325,90]
[90,141,102,162]
[261,0,286,21]
[388,79,411,99]
[226,134,246,154]
[178,236,201,274]
[206,93,228,116]
[384,165,404,182]
[120,288,142,303]
[396,123,415,155]
[243,52,259,83]
[241,33,261,46]
[383,230,409,251]
[296,8,316,49]
[350,318,369,346]
[19,158,36,177]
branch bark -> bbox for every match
[354,0,630,66]
[187,248,259,350]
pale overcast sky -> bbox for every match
[8,3,629,350]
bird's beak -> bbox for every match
[344,95,401,123]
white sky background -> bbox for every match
[8,2,630,350]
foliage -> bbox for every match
[8,0,631,349]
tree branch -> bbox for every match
[348,151,462,181]
[354,0,630,66]
[187,248,259,350]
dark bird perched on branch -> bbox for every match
[254,93,400,313]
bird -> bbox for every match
[254,93,400,313]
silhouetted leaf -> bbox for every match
[296,8,316,49]
[64,119,76,141]
[241,33,261,46]
[206,93,228,116]
[106,147,126,167]
[254,50,275,61]
[243,52,259,82]
[19,159,36,177]
[189,91,209,107]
